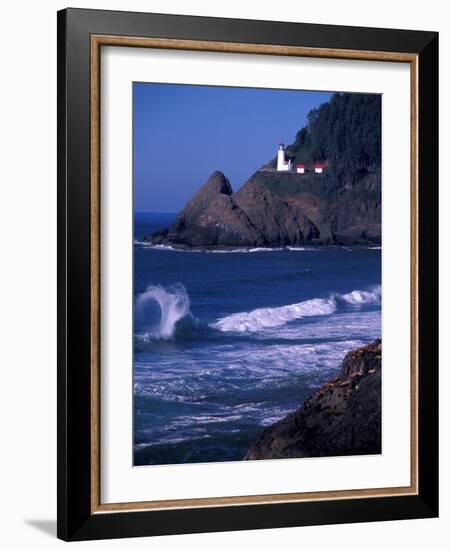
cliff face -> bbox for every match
[146,93,381,248]
[233,175,321,244]
[236,168,380,245]
[244,339,382,460]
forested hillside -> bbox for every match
[285,93,381,179]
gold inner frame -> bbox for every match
[90,35,419,514]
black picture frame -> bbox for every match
[57,7,438,541]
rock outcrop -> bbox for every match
[244,339,382,460]
[146,167,380,248]
[149,171,265,247]
[145,92,381,248]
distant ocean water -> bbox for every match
[133,212,382,466]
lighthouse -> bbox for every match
[277,143,292,172]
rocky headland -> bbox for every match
[244,339,382,460]
[145,93,381,248]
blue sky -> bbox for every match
[133,83,332,212]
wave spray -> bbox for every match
[136,283,190,339]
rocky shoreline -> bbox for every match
[245,339,382,460]
[146,170,381,248]
[139,241,380,252]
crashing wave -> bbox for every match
[135,283,381,337]
[212,285,381,333]
[339,285,381,306]
[136,283,191,339]
[211,297,337,332]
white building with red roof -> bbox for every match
[314,162,325,174]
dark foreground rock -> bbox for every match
[244,339,382,460]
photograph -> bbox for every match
[52,5,439,542]
[132,83,382,466]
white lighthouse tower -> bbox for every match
[277,143,291,171]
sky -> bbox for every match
[133,83,332,213]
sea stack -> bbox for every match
[147,170,265,248]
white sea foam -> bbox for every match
[261,310,381,342]
[212,285,381,333]
[137,242,323,254]
[136,283,191,339]
[340,285,381,306]
[149,244,183,252]
[212,297,337,332]
[135,283,381,337]
[135,241,180,251]
[209,248,251,254]
[286,246,320,252]
[248,247,282,253]
[209,247,283,254]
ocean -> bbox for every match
[133,212,382,466]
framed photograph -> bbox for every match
[57,8,438,541]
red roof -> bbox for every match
[315,163,325,168]
[296,164,305,168]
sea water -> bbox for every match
[133,212,382,465]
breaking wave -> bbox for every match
[212,285,381,333]
[339,285,381,305]
[136,283,192,339]
[135,283,381,338]
[212,297,337,332]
